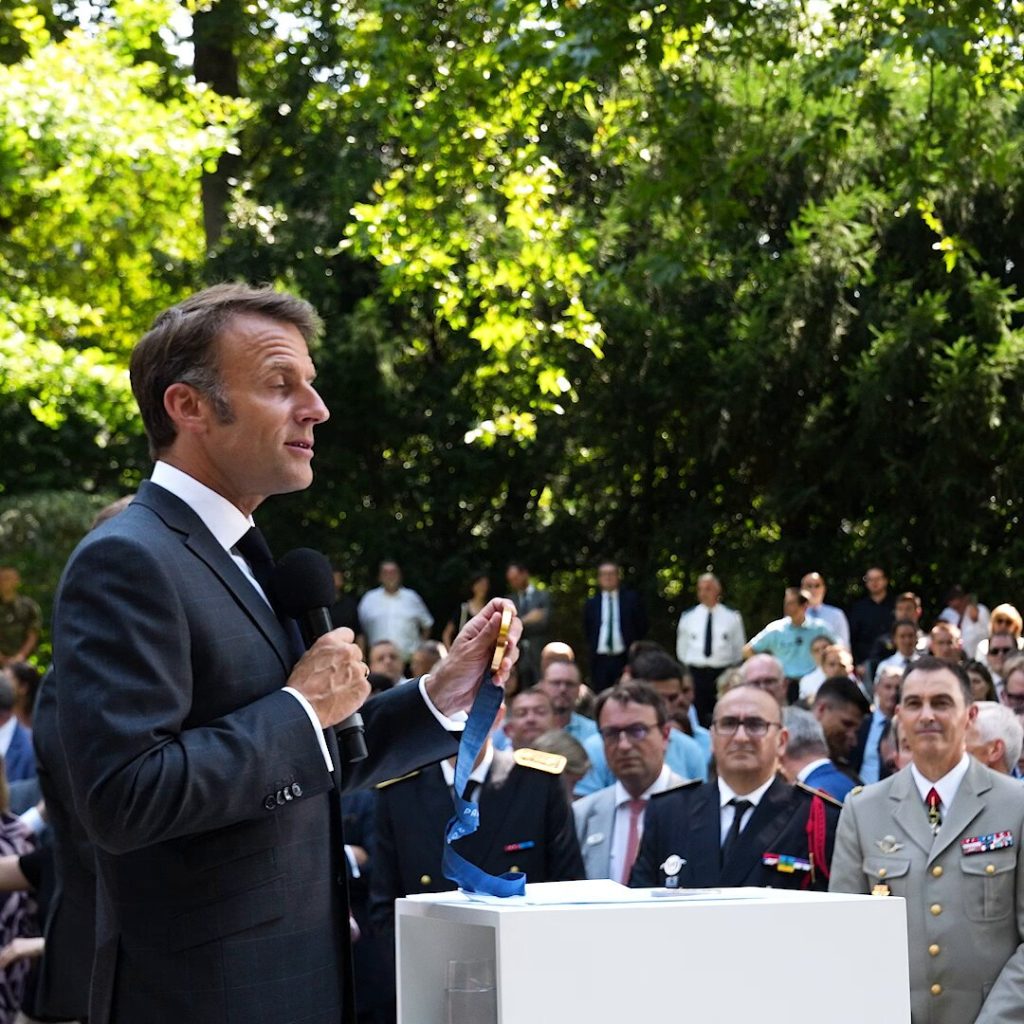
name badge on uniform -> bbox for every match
[961,831,1014,856]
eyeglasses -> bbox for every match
[712,716,780,738]
[989,646,1014,656]
[1002,692,1024,709]
[600,723,657,744]
[805,582,824,590]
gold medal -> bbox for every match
[490,605,513,673]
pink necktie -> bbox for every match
[621,798,647,884]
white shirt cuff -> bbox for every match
[418,675,467,731]
[344,845,361,879]
[283,687,336,771]
[19,806,45,836]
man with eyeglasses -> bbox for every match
[629,684,841,891]
[999,655,1024,717]
[986,634,1018,688]
[830,657,1024,1024]
[739,653,789,706]
[573,682,689,881]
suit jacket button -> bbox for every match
[930,904,942,916]
[928,944,940,957]
[420,874,432,885]
[931,984,942,996]
[931,865,943,877]
[264,795,277,810]
[292,783,303,798]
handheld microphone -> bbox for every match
[275,547,368,764]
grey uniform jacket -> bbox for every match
[829,758,1024,1024]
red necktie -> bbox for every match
[620,799,646,884]
[926,787,942,833]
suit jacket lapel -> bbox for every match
[722,776,792,885]
[581,789,616,879]
[928,759,990,866]
[887,767,937,856]
[136,481,293,673]
[475,750,519,864]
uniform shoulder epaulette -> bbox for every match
[794,780,843,808]
[850,785,864,796]
[513,748,566,775]
[375,769,421,789]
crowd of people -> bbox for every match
[2,280,1022,1024]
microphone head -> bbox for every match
[274,547,335,618]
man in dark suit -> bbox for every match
[630,683,841,890]
[506,561,551,687]
[51,284,522,1024]
[582,561,648,692]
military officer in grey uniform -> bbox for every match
[830,656,1024,1023]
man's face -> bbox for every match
[893,623,918,657]
[190,314,329,516]
[864,568,888,598]
[506,566,527,591]
[965,719,1004,773]
[898,667,974,770]
[597,564,620,592]
[821,649,851,678]
[987,634,1016,674]
[678,675,695,711]
[538,662,581,714]
[895,598,920,623]
[379,562,401,592]
[801,573,825,607]
[930,627,957,660]
[741,657,787,705]
[599,699,669,794]
[810,636,830,666]
[696,577,721,606]
[1001,669,1024,716]
[650,677,684,715]
[783,592,806,624]
[874,672,900,717]
[506,692,555,748]
[369,642,403,682]
[711,687,786,789]
[816,701,864,757]
[0,569,18,602]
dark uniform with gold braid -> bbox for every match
[629,776,841,890]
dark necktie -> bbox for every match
[704,608,714,659]
[605,593,616,651]
[235,526,277,608]
[721,797,752,865]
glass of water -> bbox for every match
[445,958,497,1024]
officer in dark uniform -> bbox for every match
[630,683,841,891]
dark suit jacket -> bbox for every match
[583,589,647,656]
[52,480,458,1024]
[629,776,841,891]
[369,749,584,935]
[4,722,35,783]
[32,671,95,1022]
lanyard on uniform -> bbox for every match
[441,673,526,897]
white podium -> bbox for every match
[396,882,910,1024]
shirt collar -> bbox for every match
[910,753,971,809]
[613,764,674,807]
[718,773,776,808]
[152,461,254,553]
[440,743,494,788]
[796,758,832,783]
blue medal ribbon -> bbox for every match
[441,672,526,897]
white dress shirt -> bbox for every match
[597,590,626,655]
[358,586,434,660]
[717,774,776,843]
[676,603,745,668]
[909,754,971,818]
[0,717,16,758]
[608,765,677,883]
[806,603,851,649]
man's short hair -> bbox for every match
[814,677,870,716]
[782,706,829,759]
[629,650,683,685]
[594,681,668,728]
[0,676,16,714]
[895,591,921,610]
[972,701,1024,772]
[784,586,810,606]
[508,686,554,711]
[130,283,322,458]
[369,639,398,654]
[903,655,973,704]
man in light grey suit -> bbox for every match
[830,656,1024,1024]
[573,682,686,881]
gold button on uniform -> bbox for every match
[929,944,940,957]
[930,904,942,916]
[931,865,943,877]
[986,864,996,875]
[420,874,432,885]
[931,984,942,996]
[510,865,519,872]
[878,868,887,878]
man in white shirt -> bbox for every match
[802,571,851,650]
[357,560,434,663]
[938,585,990,660]
[676,573,745,726]
[830,658,1024,1024]
[573,682,686,881]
